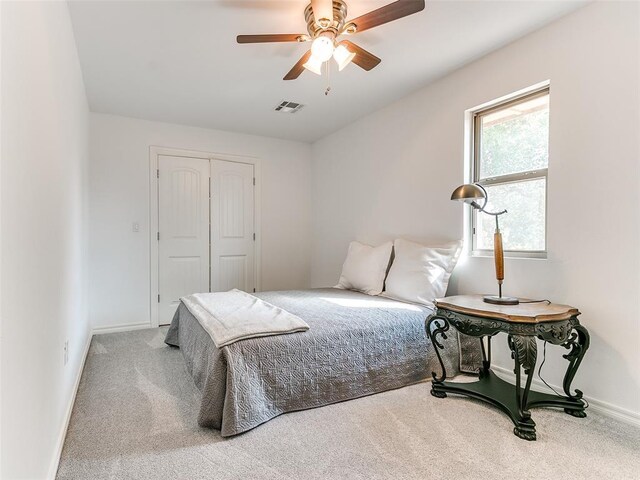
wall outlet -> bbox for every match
[64,340,69,366]
[132,222,140,233]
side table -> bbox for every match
[426,295,590,441]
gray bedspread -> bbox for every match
[165,288,481,437]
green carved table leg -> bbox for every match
[426,314,450,398]
[561,324,590,417]
[508,335,538,441]
[524,323,590,418]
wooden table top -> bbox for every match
[435,295,580,324]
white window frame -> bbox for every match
[469,85,550,259]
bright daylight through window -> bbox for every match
[472,87,549,255]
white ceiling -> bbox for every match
[68,0,587,142]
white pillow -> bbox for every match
[335,241,393,296]
[383,239,463,307]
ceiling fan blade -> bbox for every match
[284,50,313,80]
[311,0,333,26]
[340,40,381,71]
[347,0,425,34]
[237,34,306,44]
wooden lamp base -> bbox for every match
[487,228,519,305]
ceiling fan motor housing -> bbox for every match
[305,0,349,40]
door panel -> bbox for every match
[220,174,245,238]
[219,255,248,291]
[211,160,255,293]
[158,155,210,325]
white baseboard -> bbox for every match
[47,330,93,480]
[492,365,640,428]
[45,321,161,478]
[92,321,152,335]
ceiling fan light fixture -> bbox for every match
[333,44,355,71]
[310,36,335,62]
[303,54,323,75]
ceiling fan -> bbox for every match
[237,0,426,81]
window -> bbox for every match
[471,87,549,257]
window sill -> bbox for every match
[470,250,547,260]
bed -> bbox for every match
[165,288,481,436]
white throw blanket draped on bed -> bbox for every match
[180,289,309,347]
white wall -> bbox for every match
[1,2,90,479]
[89,114,312,331]
[0,1,3,474]
[311,2,640,420]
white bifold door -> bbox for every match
[157,155,255,325]
[210,159,255,293]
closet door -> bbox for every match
[157,155,210,325]
[210,159,255,293]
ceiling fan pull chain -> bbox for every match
[325,61,331,96]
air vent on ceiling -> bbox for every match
[275,101,304,114]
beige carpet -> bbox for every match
[57,328,640,479]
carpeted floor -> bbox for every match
[57,328,640,480]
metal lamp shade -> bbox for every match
[450,183,487,204]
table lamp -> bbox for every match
[451,183,519,305]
